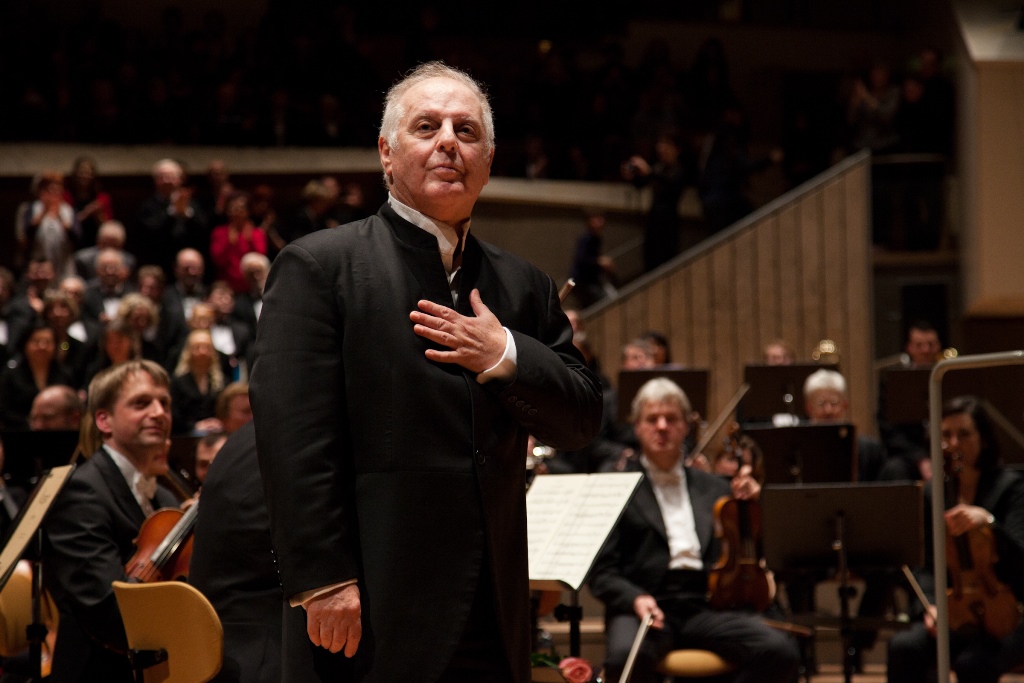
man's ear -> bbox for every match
[378,136,393,184]
[94,409,113,437]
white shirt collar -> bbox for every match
[640,454,685,487]
[104,444,158,512]
[388,194,469,278]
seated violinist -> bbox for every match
[588,378,800,683]
[43,360,180,682]
[887,396,1024,683]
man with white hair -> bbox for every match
[232,251,270,336]
[251,62,602,682]
[590,377,799,683]
[802,368,884,482]
[133,158,209,277]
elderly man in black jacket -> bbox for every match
[250,62,602,683]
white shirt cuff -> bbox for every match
[289,578,358,609]
[476,327,517,384]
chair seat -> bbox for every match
[657,649,736,677]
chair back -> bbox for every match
[112,580,223,683]
[0,559,59,673]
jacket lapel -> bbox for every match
[94,448,146,526]
[634,475,668,543]
[685,467,719,558]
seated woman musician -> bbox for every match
[887,395,1024,683]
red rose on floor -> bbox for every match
[559,656,592,683]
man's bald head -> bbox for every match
[30,385,84,430]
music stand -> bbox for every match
[742,423,857,484]
[0,465,76,682]
[761,483,924,683]
[617,369,709,422]
[739,363,839,424]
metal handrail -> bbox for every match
[928,351,1024,682]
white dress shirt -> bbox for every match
[105,445,158,517]
[641,455,704,571]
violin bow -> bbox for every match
[619,613,654,683]
[692,383,750,460]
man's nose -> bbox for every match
[436,121,458,151]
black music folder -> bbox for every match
[743,422,857,484]
[739,362,839,424]
[617,369,709,422]
[0,430,79,490]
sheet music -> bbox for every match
[527,472,643,591]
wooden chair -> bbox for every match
[0,560,59,675]
[656,649,735,680]
[112,580,223,683]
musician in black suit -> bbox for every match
[589,377,799,683]
[250,62,602,683]
[887,396,1024,683]
[190,422,281,683]
[43,360,178,682]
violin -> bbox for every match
[943,451,1020,639]
[707,427,773,613]
[125,502,199,582]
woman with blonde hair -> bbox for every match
[115,292,162,363]
[170,329,225,434]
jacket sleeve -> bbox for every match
[249,244,358,599]
[588,524,647,616]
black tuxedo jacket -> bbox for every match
[589,462,731,617]
[43,448,178,682]
[250,202,603,683]
[190,422,282,683]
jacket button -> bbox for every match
[522,404,531,411]
[508,395,517,403]
[528,409,537,416]
[516,400,525,408]
[476,449,486,465]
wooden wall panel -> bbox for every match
[734,229,760,366]
[712,244,738,410]
[756,216,781,346]
[624,292,645,343]
[645,278,668,341]
[844,165,874,434]
[689,257,713,372]
[777,205,803,352]
[822,179,849,354]
[800,192,824,356]
[667,269,691,367]
[602,304,624,386]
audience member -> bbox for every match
[18,172,80,278]
[133,159,209,276]
[215,381,251,434]
[847,63,900,153]
[0,322,75,431]
[64,156,114,248]
[59,275,94,344]
[74,220,136,281]
[6,257,57,350]
[81,248,135,325]
[28,384,84,430]
[163,248,208,328]
[282,179,333,244]
[42,289,90,389]
[170,329,225,435]
[209,192,268,294]
[115,292,162,363]
[136,265,187,368]
[206,282,253,382]
[232,252,269,337]
[0,267,15,368]
[82,318,141,389]
[568,209,615,308]
[623,132,689,272]
[193,430,228,484]
[195,159,234,228]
